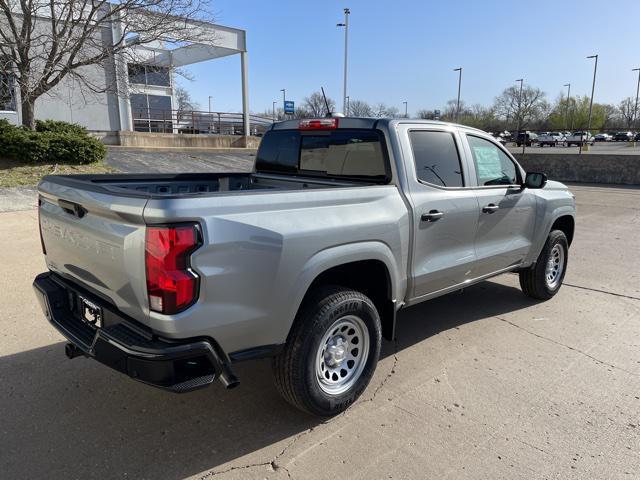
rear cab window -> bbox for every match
[409,130,464,187]
[255,129,390,183]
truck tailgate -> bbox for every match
[38,178,149,322]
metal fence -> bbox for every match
[131,109,273,136]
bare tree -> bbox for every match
[618,97,636,129]
[416,109,436,120]
[370,102,400,118]
[302,91,335,117]
[174,85,198,111]
[0,0,215,128]
[348,99,372,117]
[493,85,547,130]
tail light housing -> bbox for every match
[145,224,202,314]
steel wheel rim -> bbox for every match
[315,315,370,395]
[545,244,565,289]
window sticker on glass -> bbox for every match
[472,146,503,180]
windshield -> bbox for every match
[255,129,390,183]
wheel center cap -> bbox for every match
[325,338,347,367]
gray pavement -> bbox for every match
[0,186,37,212]
[0,185,639,479]
[105,147,256,173]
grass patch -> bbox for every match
[0,157,117,188]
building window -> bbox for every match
[127,63,171,87]
[131,93,173,132]
[0,67,16,112]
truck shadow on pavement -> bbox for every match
[1,278,537,479]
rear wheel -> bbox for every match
[519,230,569,300]
[272,286,382,416]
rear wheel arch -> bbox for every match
[294,259,396,342]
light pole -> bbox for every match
[272,101,277,122]
[563,83,571,131]
[633,68,640,131]
[403,101,408,118]
[516,79,524,154]
[581,54,598,154]
[345,95,350,116]
[208,96,212,113]
[280,88,286,117]
[336,8,350,115]
[454,67,462,122]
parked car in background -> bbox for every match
[594,133,612,142]
[613,131,634,141]
[538,132,565,147]
[516,131,538,147]
[635,132,640,141]
[565,131,594,146]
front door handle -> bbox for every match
[421,210,445,222]
[482,204,499,214]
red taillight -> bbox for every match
[38,196,46,255]
[298,118,339,130]
[145,224,201,314]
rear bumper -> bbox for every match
[33,272,238,392]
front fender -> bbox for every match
[524,204,575,265]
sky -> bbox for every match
[181,0,640,116]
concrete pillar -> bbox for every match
[111,11,132,131]
[241,51,250,142]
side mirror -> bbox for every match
[524,172,547,189]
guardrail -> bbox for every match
[131,109,273,136]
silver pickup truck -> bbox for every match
[33,117,576,416]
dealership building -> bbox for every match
[0,16,252,138]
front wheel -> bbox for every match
[519,230,569,300]
[272,286,382,416]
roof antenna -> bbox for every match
[321,87,332,117]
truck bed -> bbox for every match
[43,172,365,199]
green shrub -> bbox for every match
[0,119,106,164]
[35,119,88,136]
[46,133,107,164]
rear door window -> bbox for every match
[409,130,464,187]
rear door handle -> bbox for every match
[421,210,445,222]
[482,204,499,214]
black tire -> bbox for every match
[519,230,569,300]
[272,286,382,416]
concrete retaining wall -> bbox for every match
[514,153,640,185]
[98,131,262,149]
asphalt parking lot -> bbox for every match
[1,184,639,479]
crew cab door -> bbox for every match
[461,133,537,276]
[398,125,479,301]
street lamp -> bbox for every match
[633,68,640,130]
[280,88,286,117]
[403,101,408,118]
[454,67,462,122]
[272,101,277,122]
[336,8,350,115]
[345,95,350,116]
[208,96,213,113]
[515,79,524,153]
[581,54,598,154]
[563,83,571,130]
